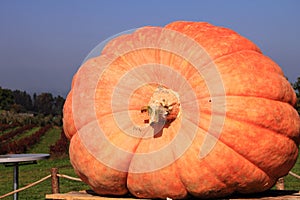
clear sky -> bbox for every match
[0,0,299,97]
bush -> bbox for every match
[50,129,69,158]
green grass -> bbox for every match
[13,127,40,140]
[0,126,19,136]
[0,126,39,144]
[28,127,61,154]
[282,154,300,190]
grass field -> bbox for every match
[0,126,299,199]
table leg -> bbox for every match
[13,164,19,200]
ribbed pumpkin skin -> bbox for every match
[63,21,300,199]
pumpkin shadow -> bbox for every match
[151,121,171,138]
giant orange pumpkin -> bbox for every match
[63,21,300,199]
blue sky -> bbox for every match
[0,0,299,96]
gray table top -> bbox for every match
[0,154,50,163]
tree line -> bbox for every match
[0,87,65,116]
[293,77,300,115]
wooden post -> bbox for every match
[275,177,284,190]
[51,168,60,194]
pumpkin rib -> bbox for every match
[173,125,275,195]
[223,94,296,108]
[192,157,234,196]
[208,50,282,75]
[194,93,294,104]
[91,115,144,153]
[69,133,129,195]
[62,91,75,139]
[202,133,276,182]
[201,158,243,191]
[175,155,233,198]
[201,146,275,193]
[165,21,261,59]
[224,96,299,142]
[69,114,141,161]
[219,127,299,179]
[210,50,284,79]
[199,105,299,143]
[219,131,296,179]
[168,123,196,191]
[176,161,233,199]
[224,77,295,106]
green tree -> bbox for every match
[12,90,33,112]
[53,95,65,115]
[293,77,300,115]
[0,87,14,110]
[34,93,54,115]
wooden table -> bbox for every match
[46,190,300,200]
[46,190,150,200]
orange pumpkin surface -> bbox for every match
[63,21,300,199]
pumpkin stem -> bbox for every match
[141,86,180,125]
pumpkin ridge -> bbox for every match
[217,135,289,181]
[70,134,129,195]
[224,94,296,107]
[195,93,295,102]
[221,128,299,177]
[225,131,297,174]
[75,118,144,165]
[204,134,277,185]
[202,146,275,193]
[174,144,233,196]
[194,158,233,195]
[168,124,194,192]
[225,97,299,141]
[210,49,260,65]
[165,21,261,57]
[202,134,274,180]
[200,107,299,144]
[211,50,283,76]
[201,156,243,193]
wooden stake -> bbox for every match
[275,177,284,190]
[51,168,60,194]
